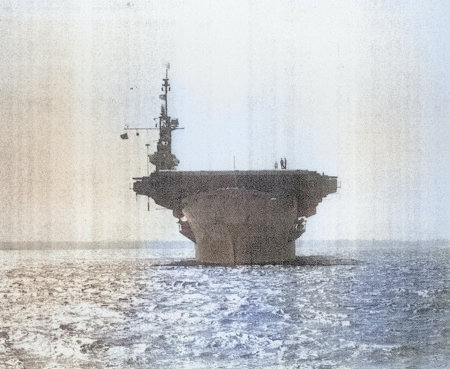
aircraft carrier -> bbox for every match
[130,67,338,265]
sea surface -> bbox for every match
[1,240,450,369]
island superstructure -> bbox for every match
[131,67,338,265]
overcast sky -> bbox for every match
[1,0,449,242]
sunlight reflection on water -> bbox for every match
[1,241,450,368]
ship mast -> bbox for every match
[121,65,181,173]
[162,66,169,120]
[149,64,180,172]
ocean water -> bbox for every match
[1,240,450,369]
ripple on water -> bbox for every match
[1,244,450,368]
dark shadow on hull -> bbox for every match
[153,256,362,267]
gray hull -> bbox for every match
[133,170,337,265]
[182,188,300,264]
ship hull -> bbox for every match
[181,188,298,264]
[133,170,337,265]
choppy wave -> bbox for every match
[1,241,450,368]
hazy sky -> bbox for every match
[1,0,449,242]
